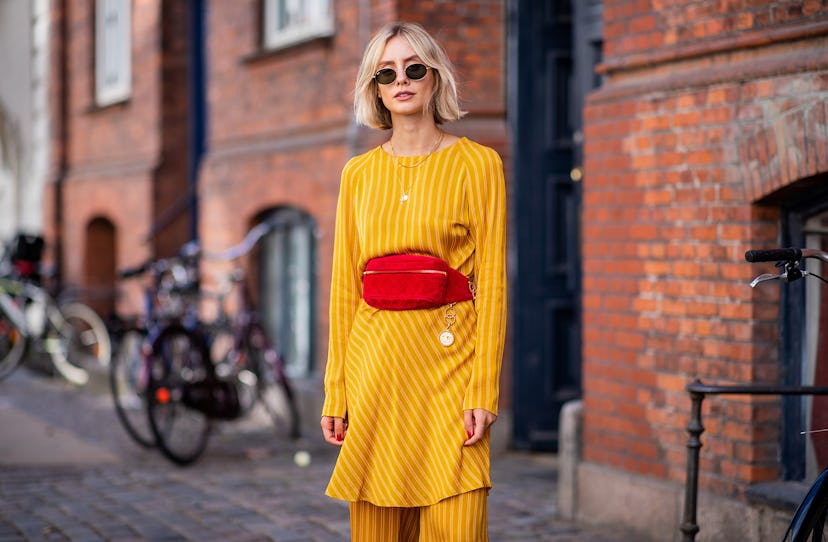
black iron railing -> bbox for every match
[681,379,828,541]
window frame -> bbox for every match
[778,178,828,481]
[94,0,132,107]
[261,0,334,51]
[258,207,317,378]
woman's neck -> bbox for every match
[388,117,443,156]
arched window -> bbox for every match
[256,207,316,378]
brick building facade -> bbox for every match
[47,0,192,318]
[46,1,828,539]
[576,1,828,539]
[48,0,508,431]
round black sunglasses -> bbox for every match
[374,63,429,85]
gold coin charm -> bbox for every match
[439,330,455,347]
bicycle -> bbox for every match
[109,241,204,449]
[113,225,300,466]
[202,220,301,441]
[680,247,828,542]
[0,233,112,385]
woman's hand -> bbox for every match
[321,416,348,446]
[463,408,497,446]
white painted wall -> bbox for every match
[0,0,50,244]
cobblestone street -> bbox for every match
[0,369,634,541]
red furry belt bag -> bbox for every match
[362,255,474,310]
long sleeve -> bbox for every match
[462,146,507,415]
[322,160,362,418]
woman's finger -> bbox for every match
[334,417,346,443]
[463,409,496,446]
[463,409,474,440]
[321,416,345,447]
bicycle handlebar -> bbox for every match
[117,240,201,281]
[744,247,802,262]
[745,247,828,263]
[204,218,279,262]
[118,263,148,279]
[745,247,828,287]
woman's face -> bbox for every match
[376,36,435,121]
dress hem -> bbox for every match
[325,483,492,508]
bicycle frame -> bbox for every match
[0,279,29,338]
[0,274,98,385]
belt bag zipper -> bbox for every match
[362,269,447,276]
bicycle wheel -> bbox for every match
[50,302,112,384]
[110,328,155,448]
[245,323,300,439]
[146,325,212,466]
[784,467,828,542]
[0,304,27,381]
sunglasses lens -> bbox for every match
[406,64,428,80]
[375,64,429,84]
[375,68,396,85]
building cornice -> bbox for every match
[598,18,828,76]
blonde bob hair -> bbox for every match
[354,22,466,130]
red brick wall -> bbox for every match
[603,0,828,60]
[52,0,163,309]
[64,0,161,168]
[399,0,505,114]
[205,1,355,147]
[582,2,828,495]
[199,0,360,374]
[49,0,190,316]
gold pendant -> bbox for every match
[439,330,454,347]
[400,193,409,203]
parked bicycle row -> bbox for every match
[0,221,301,467]
[110,220,301,466]
[0,232,111,385]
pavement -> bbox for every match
[0,367,637,542]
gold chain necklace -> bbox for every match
[388,131,444,203]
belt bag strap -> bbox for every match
[362,254,473,310]
[444,266,474,304]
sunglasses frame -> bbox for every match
[374,63,430,85]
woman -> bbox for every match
[320,21,507,541]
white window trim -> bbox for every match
[95,0,132,107]
[262,0,334,51]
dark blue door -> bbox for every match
[509,0,602,450]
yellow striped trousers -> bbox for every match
[349,489,488,542]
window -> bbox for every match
[95,0,131,106]
[258,207,317,378]
[777,176,828,481]
[262,0,334,50]
[802,210,828,481]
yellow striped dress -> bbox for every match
[322,136,507,507]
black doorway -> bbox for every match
[508,0,602,450]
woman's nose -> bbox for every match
[394,65,408,84]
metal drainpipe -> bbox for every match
[188,0,206,243]
[346,0,370,158]
[53,0,70,293]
